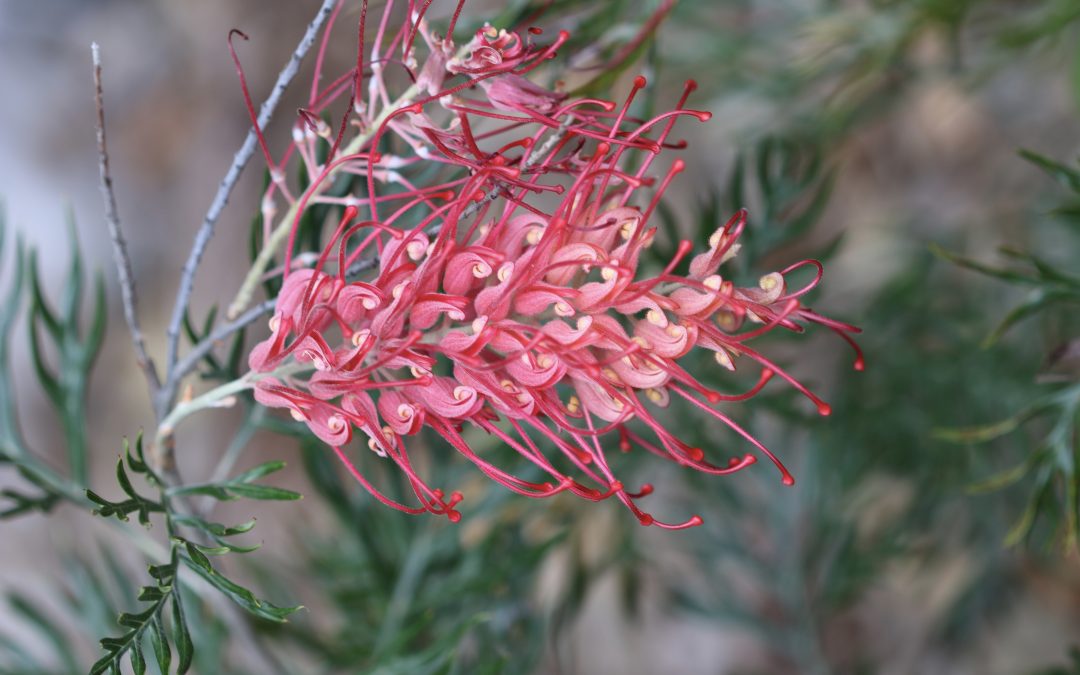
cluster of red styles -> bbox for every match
[241,1,862,529]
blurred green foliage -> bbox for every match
[937,149,1080,551]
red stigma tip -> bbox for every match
[697,111,713,122]
[817,402,832,416]
[687,447,704,461]
[685,79,698,91]
[528,26,543,35]
[781,473,795,487]
[638,513,655,526]
[688,515,704,527]
[342,205,359,220]
[471,191,486,202]
[601,101,617,112]
[744,454,757,465]
[447,510,462,523]
[672,159,686,172]
[854,357,865,371]
[705,391,721,404]
[633,75,647,88]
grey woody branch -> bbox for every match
[92,42,162,398]
[160,0,339,417]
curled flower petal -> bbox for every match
[444,247,499,295]
[378,390,425,435]
[479,74,566,113]
[505,350,566,389]
[337,282,385,323]
[571,375,631,423]
[410,377,482,419]
[309,403,352,446]
[634,319,696,359]
[410,292,469,330]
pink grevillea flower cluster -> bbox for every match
[242,2,862,529]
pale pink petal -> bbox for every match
[479,74,566,114]
[337,282,385,323]
[634,319,696,358]
[545,242,605,286]
[409,377,483,419]
[440,317,493,357]
[511,282,577,317]
[410,293,469,330]
[377,390,425,435]
[444,247,500,295]
[308,402,352,446]
[505,351,565,389]
[540,316,599,350]
[608,354,671,389]
[570,374,631,423]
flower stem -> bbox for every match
[155,360,308,451]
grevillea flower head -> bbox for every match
[241,1,862,529]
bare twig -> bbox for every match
[171,298,276,384]
[524,118,573,171]
[92,43,162,397]
[160,0,339,416]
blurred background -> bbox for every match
[2,0,1080,673]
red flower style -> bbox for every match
[241,2,862,528]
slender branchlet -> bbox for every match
[160,0,340,418]
[92,42,162,399]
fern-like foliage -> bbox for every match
[86,433,302,673]
[88,545,193,675]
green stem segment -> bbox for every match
[155,360,309,451]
